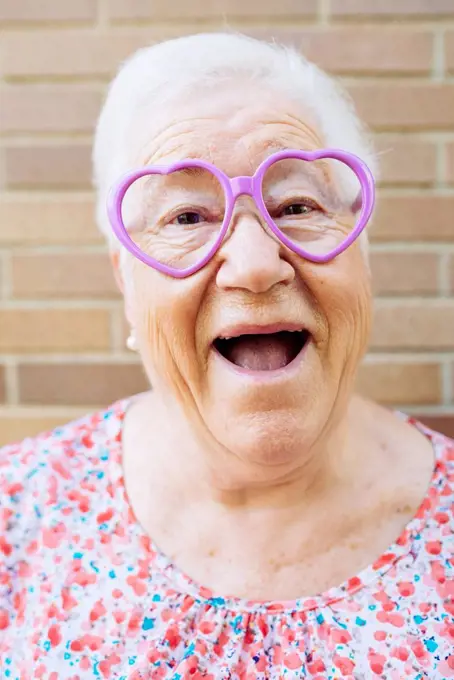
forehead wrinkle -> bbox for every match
[230,104,323,143]
[243,124,324,155]
[135,100,326,178]
[130,80,326,163]
[138,116,223,166]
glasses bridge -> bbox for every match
[230,176,254,198]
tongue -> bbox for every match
[226,333,297,371]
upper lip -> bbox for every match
[213,322,308,342]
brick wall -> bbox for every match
[1,0,453,445]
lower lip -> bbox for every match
[211,337,311,382]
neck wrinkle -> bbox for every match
[131,388,358,515]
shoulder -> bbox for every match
[395,413,454,547]
[412,419,454,516]
[0,400,127,559]
[389,404,453,496]
[406,415,454,478]
[0,400,126,486]
[358,396,453,469]
[354,398,453,524]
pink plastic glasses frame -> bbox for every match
[107,148,375,279]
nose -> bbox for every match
[215,204,295,294]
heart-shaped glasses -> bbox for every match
[107,149,375,279]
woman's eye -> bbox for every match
[175,212,203,225]
[283,203,315,216]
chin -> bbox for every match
[201,342,329,461]
[208,405,322,469]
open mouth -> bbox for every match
[213,330,311,372]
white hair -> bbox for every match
[93,32,377,254]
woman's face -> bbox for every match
[117,84,373,467]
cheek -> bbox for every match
[125,267,166,378]
[127,262,206,384]
[347,248,373,319]
[309,250,372,349]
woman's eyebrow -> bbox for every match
[143,166,205,192]
[178,166,208,178]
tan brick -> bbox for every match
[331,0,454,17]
[371,302,454,350]
[371,252,439,296]
[0,0,96,23]
[0,365,5,403]
[18,362,148,406]
[0,407,87,446]
[250,28,433,75]
[446,31,454,74]
[371,195,454,242]
[11,253,118,299]
[449,255,454,293]
[445,142,454,184]
[1,29,183,78]
[0,309,111,352]
[1,27,434,79]
[0,196,102,246]
[348,84,454,131]
[357,361,441,405]
[417,415,454,439]
[108,0,317,19]
[4,144,91,189]
[0,85,103,134]
[374,136,437,186]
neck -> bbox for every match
[124,390,363,513]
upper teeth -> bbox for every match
[219,330,303,340]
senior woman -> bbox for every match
[1,33,453,680]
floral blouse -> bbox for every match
[0,399,453,679]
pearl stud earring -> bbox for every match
[126,331,138,352]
